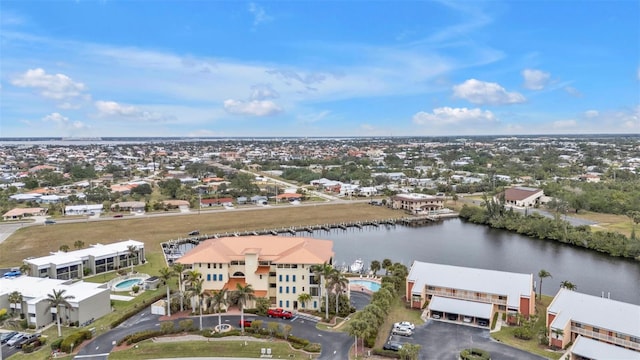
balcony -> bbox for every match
[427,290,507,305]
[571,327,640,351]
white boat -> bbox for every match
[350,259,364,273]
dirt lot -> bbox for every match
[0,203,402,267]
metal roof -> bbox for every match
[429,296,492,319]
[571,335,640,360]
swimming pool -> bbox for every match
[113,278,144,291]
[350,279,381,292]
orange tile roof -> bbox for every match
[177,236,334,266]
[222,278,247,291]
[275,193,302,199]
[254,290,268,297]
[255,266,270,274]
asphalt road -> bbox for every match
[74,308,352,360]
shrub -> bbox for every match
[110,292,166,328]
[60,330,92,353]
[50,338,63,351]
[124,330,163,345]
[132,285,140,294]
[287,335,309,347]
[372,348,401,358]
[22,343,35,353]
[304,343,322,353]
[160,321,174,333]
[178,319,194,331]
[460,348,491,360]
[514,327,533,340]
[491,312,499,330]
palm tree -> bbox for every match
[369,260,381,276]
[46,289,75,337]
[297,293,312,310]
[538,269,552,299]
[73,240,85,249]
[311,262,335,321]
[235,283,255,333]
[158,267,174,317]
[187,277,205,330]
[560,280,577,291]
[172,262,185,312]
[19,263,30,276]
[210,289,228,330]
[382,258,392,275]
[127,245,138,274]
[329,270,348,316]
[8,291,22,316]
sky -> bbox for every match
[0,0,639,138]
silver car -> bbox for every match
[392,327,413,337]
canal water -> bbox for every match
[282,218,640,305]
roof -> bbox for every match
[548,288,640,338]
[275,193,302,199]
[408,261,533,309]
[25,239,144,267]
[393,193,440,201]
[571,335,640,360]
[502,187,543,201]
[429,296,492,319]
[255,266,270,274]
[0,276,108,304]
[3,207,46,217]
[177,236,334,266]
[222,278,247,291]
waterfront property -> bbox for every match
[546,288,640,358]
[0,276,110,329]
[406,261,535,326]
[23,240,145,279]
[391,193,444,214]
[496,186,544,208]
[176,236,334,312]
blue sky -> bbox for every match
[1,0,638,137]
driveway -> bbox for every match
[387,320,547,360]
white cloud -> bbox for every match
[413,107,496,126]
[95,100,172,122]
[248,2,272,27]
[250,84,279,100]
[552,119,578,129]
[522,69,551,90]
[584,110,599,118]
[42,112,87,129]
[453,79,525,105]
[223,99,282,116]
[11,68,87,100]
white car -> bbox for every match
[393,321,416,330]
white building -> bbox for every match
[65,204,104,216]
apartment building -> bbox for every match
[176,236,334,311]
[547,288,640,359]
[407,261,535,327]
[0,276,110,329]
[496,186,544,208]
[391,193,445,214]
[23,240,145,279]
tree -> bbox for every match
[59,244,70,252]
[311,262,335,320]
[127,245,138,274]
[230,172,260,196]
[172,262,185,312]
[187,277,205,330]
[8,291,22,316]
[158,267,174,317]
[297,293,312,310]
[73,240,85,250]
[369,260,381,276]
[399,343,421,360]
[347,317,372,358]
[211,289,228,330]
[19,263,30,276]
[382,258,392,275]
[46,289,75,337]
[329,270,348,315]
[560,280,577,291]
[538,269,552,299]
[235,283,255,333]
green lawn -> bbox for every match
[107,339,318,359]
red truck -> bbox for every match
[267,308,293,319]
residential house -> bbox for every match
[391,193,444,214]
[2,207,47,221]
[65,204,104,216]
[200,197,234,207]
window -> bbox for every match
[279,275,282,282]
[270,283,276,288]
[292,286,296,294]
[302,287,305,292]
[313,301,317,308]
[207,274,211,281]
[279,300,282,307]
[208,263,211,269]
[213,263,217,269]
[427,286,435,290]
[219,274,223,281]
[259,275,263,280]
[286,300,290,308]
[213,274,217,281]
[286,286,289,294]
[302,275,305,280]
[592,327,600,333]
[279,286,282,293]
[292,275,296,282]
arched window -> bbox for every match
[233,271,245,277]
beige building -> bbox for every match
[547,289,640,359]
[177,236,334,311]
[391,193,445,214]
[496,186,544,208]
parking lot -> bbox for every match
[386,320,547,360]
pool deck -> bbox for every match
[348,275,382,295]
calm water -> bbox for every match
[281,218,640,305]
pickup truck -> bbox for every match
[267,308,293,319]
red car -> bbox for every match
[267,308,293,319]
[239,319,253,327]
[113,214,123,218]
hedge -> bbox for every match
[372,348,401,358]
[460,348,491,360]
[60,329,92,353]
[110,292,167,328]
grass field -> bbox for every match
[0,203,402,268]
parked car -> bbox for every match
[113,214,123,218]
[478,320,489,327]
[463,316,473,323]
[0,331,18,344]
[44,219,56,225]
[431,312,441,319]
[239,319,253,328]
[188,230,200,236]
[391,327,413,337]
[15,333,40,349]
[267,308,293,319]
[448,313,459,321]
[7,333,26,347]
[393,321,415,330]
[3,270,21,278]
[383,341,403,351]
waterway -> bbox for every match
[281,218,640,305]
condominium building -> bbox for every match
[547,288,640,359]
[391,193,444,214]
[407,261,535,327]
[23,240,145,279]
[0,276,110,329]
[176,236,334,311]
